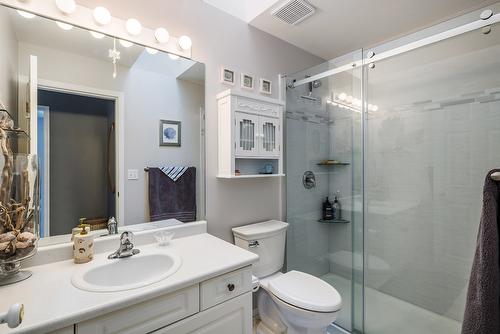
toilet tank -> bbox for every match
[232,220,289,278]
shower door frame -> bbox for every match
[283,3,500,333]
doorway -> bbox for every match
[38,89,116,236]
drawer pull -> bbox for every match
[227,283,235,292]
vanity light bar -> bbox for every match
[2,0,192,59]
[292,10,500,88]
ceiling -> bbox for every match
[207,0,499,60]
[202,0,278,22]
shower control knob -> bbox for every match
[227,283,235,292]
[303,171,316,189]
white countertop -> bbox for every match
[0,233,258,334]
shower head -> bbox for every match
[300,94,319,101]
[300,76,320,101]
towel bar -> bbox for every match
[492,172,500,181]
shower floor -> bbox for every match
[322,273,461,334]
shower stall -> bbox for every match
[284,4,500,334]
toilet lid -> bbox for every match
[268,271,342,312]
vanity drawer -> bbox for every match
[200,266,252,310]
[236,97,280,118]
[76,285,199,334]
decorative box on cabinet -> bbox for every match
[217,89,285,178]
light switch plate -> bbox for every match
[127,169,139,180]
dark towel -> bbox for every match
[462,169,500,334]
[148,167,196,223]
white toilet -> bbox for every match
[232,220,342,334]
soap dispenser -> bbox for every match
[73,220,94,264]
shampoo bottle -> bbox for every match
[333,191,341,220]
[322,197,333,220]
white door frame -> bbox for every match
[36,78,126,227]
[37,105,50,237]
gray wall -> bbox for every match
[75,0,324,241]
[123,66,204,224]
[0,9,18,115]
[39,90,115,235]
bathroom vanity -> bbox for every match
[0,222,258,334]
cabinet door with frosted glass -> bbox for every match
[234,112,259,156]
[259,116,280,157]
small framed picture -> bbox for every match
[220,67,235,85]
[159,120,181,147]
[241,73,254,90]
[260,78,272,95]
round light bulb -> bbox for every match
[119,39,133,48]
[126,18,142,36]
[89,31,105,39]
[353,98,362,107]
[346,95,353,103]
[146,47,158,55]
[154,27,170,44]
[93,6,111,26]
[17,10,36,19]
[56,21,73,31]
[168,53,180,60]
[178,35,192,50]
[372,105,379,112]
[55,0,76,15]
[338,92,347,101]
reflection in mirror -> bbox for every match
[0,5,205,242]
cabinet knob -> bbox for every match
[227,283,235,292]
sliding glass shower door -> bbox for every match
[363,19,500,334]
[285,6,500,334]
[285,51,364,333]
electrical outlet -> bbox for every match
[127,169,139,180]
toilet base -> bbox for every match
[257,288,337,334]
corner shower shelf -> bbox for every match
[318,219,350,224]
[217,173,285,179]
[317,161,350,166]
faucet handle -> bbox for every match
[120,231,134,244]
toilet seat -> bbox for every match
[268,270,342,313]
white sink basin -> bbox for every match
[72,252,182,292]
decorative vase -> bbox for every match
[0,154,39,286]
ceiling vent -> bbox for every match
[271,0,316,25]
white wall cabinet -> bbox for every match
[217,89,284,178]
[71,266,253,334]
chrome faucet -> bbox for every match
[108,231,140,259]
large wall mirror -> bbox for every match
[0,5,205,242]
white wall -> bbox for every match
[0,9,18,114]
[76,0,324,241]
[18,42,204,226]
